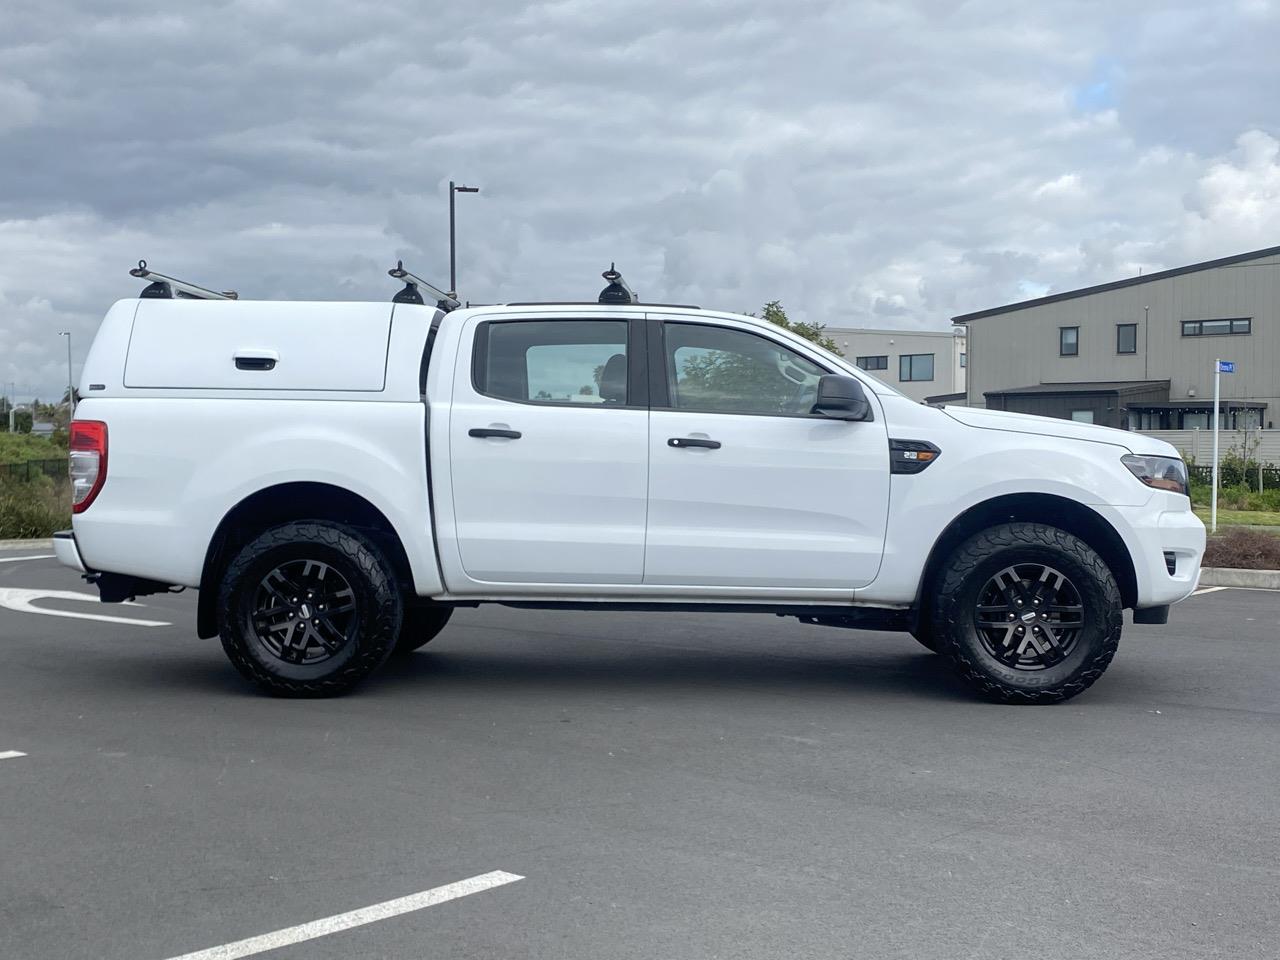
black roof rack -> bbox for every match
[387,260,460,312]
[129,260,238,300]
[598,263,637,304]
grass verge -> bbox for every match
[1194,507,1280,528]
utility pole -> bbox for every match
[1212,358,1221,533]
[59,331,75,417]
[448,180,480,297]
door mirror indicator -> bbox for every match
[811,375,873,421]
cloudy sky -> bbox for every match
[2,0,1279,401]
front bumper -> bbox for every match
[1107,496,1205,608]
[53,530,87,573]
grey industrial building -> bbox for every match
[953,245,1280,442]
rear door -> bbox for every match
[644,316,890,591]
[446,314,649,585]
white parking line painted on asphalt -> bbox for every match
[0,555,55,563]
[1192,586,1229,596]
[0,587,170,627]
[162,870,524,960]
[0,750,27,760]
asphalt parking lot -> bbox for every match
[2,551,1278,960]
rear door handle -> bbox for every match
[668,437,721,449]
[233,350,278,371]
[469,428,522,440]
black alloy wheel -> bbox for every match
[250,559,358,666]
[973,563,1084,671]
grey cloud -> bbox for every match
[2,0,1279,400]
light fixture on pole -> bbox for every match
[59,331,75,416]
[449,180,480,297]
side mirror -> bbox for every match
[811,374,873,421]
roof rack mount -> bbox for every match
[598,263,637,304]
[388,260,460,311]
[129,260,238,300]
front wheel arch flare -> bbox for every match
[913,493,1138,635]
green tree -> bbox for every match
[754,300,839,353]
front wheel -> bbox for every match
[216,521,403,697]
[933,522,1121,704]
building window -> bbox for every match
[1181,318,1251,337]
[1059,326,1079,356]
[959,352,967,368]
[1117,323,1137,354]
[1070,409,1095,423]
[856,355,888,371]
[899,353,935,382]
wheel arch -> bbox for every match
[196,482,414,639]
[912,493,1139,633]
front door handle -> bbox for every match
[668,437,721,449]
[469,428,522,440]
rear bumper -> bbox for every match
[53,530,87,573]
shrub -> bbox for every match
[0,474,72,539]
[1203,528,1280,570]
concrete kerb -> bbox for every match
[1198,566,1280,589]
[0,539,53,551]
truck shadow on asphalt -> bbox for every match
[370,645,978,703]
[77,642,984,703]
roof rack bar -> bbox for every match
[128,260,238,300]
[598,263,637,304]
[388,260,460,311]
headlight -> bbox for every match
[1121,455,1188,496]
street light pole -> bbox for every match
[59,331,75,416]
[448,180,480,297]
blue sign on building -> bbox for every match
[1218,360,1235,373]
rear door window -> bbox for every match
[474,320,631,405]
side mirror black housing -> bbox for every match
[811,374,873,421]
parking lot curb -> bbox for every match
[1199,566,1280,589]
[0,539,53,551]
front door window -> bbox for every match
[662,323,825,416]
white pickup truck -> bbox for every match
[56,266,1204,703]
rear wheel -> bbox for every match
[217,521,402,697]
[393,604,453,654]
[933,522,1121,703]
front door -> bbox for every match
[644,318,890,592]
[448,315,648,585]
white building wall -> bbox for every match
[824,326,967,403]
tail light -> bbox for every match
[69,420,108,513]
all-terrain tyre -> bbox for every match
[393,604,454,654]
[217,521,403,697]
[933,522,1121,704]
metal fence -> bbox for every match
[1188,462,1280,490]
[0,458,68,482]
